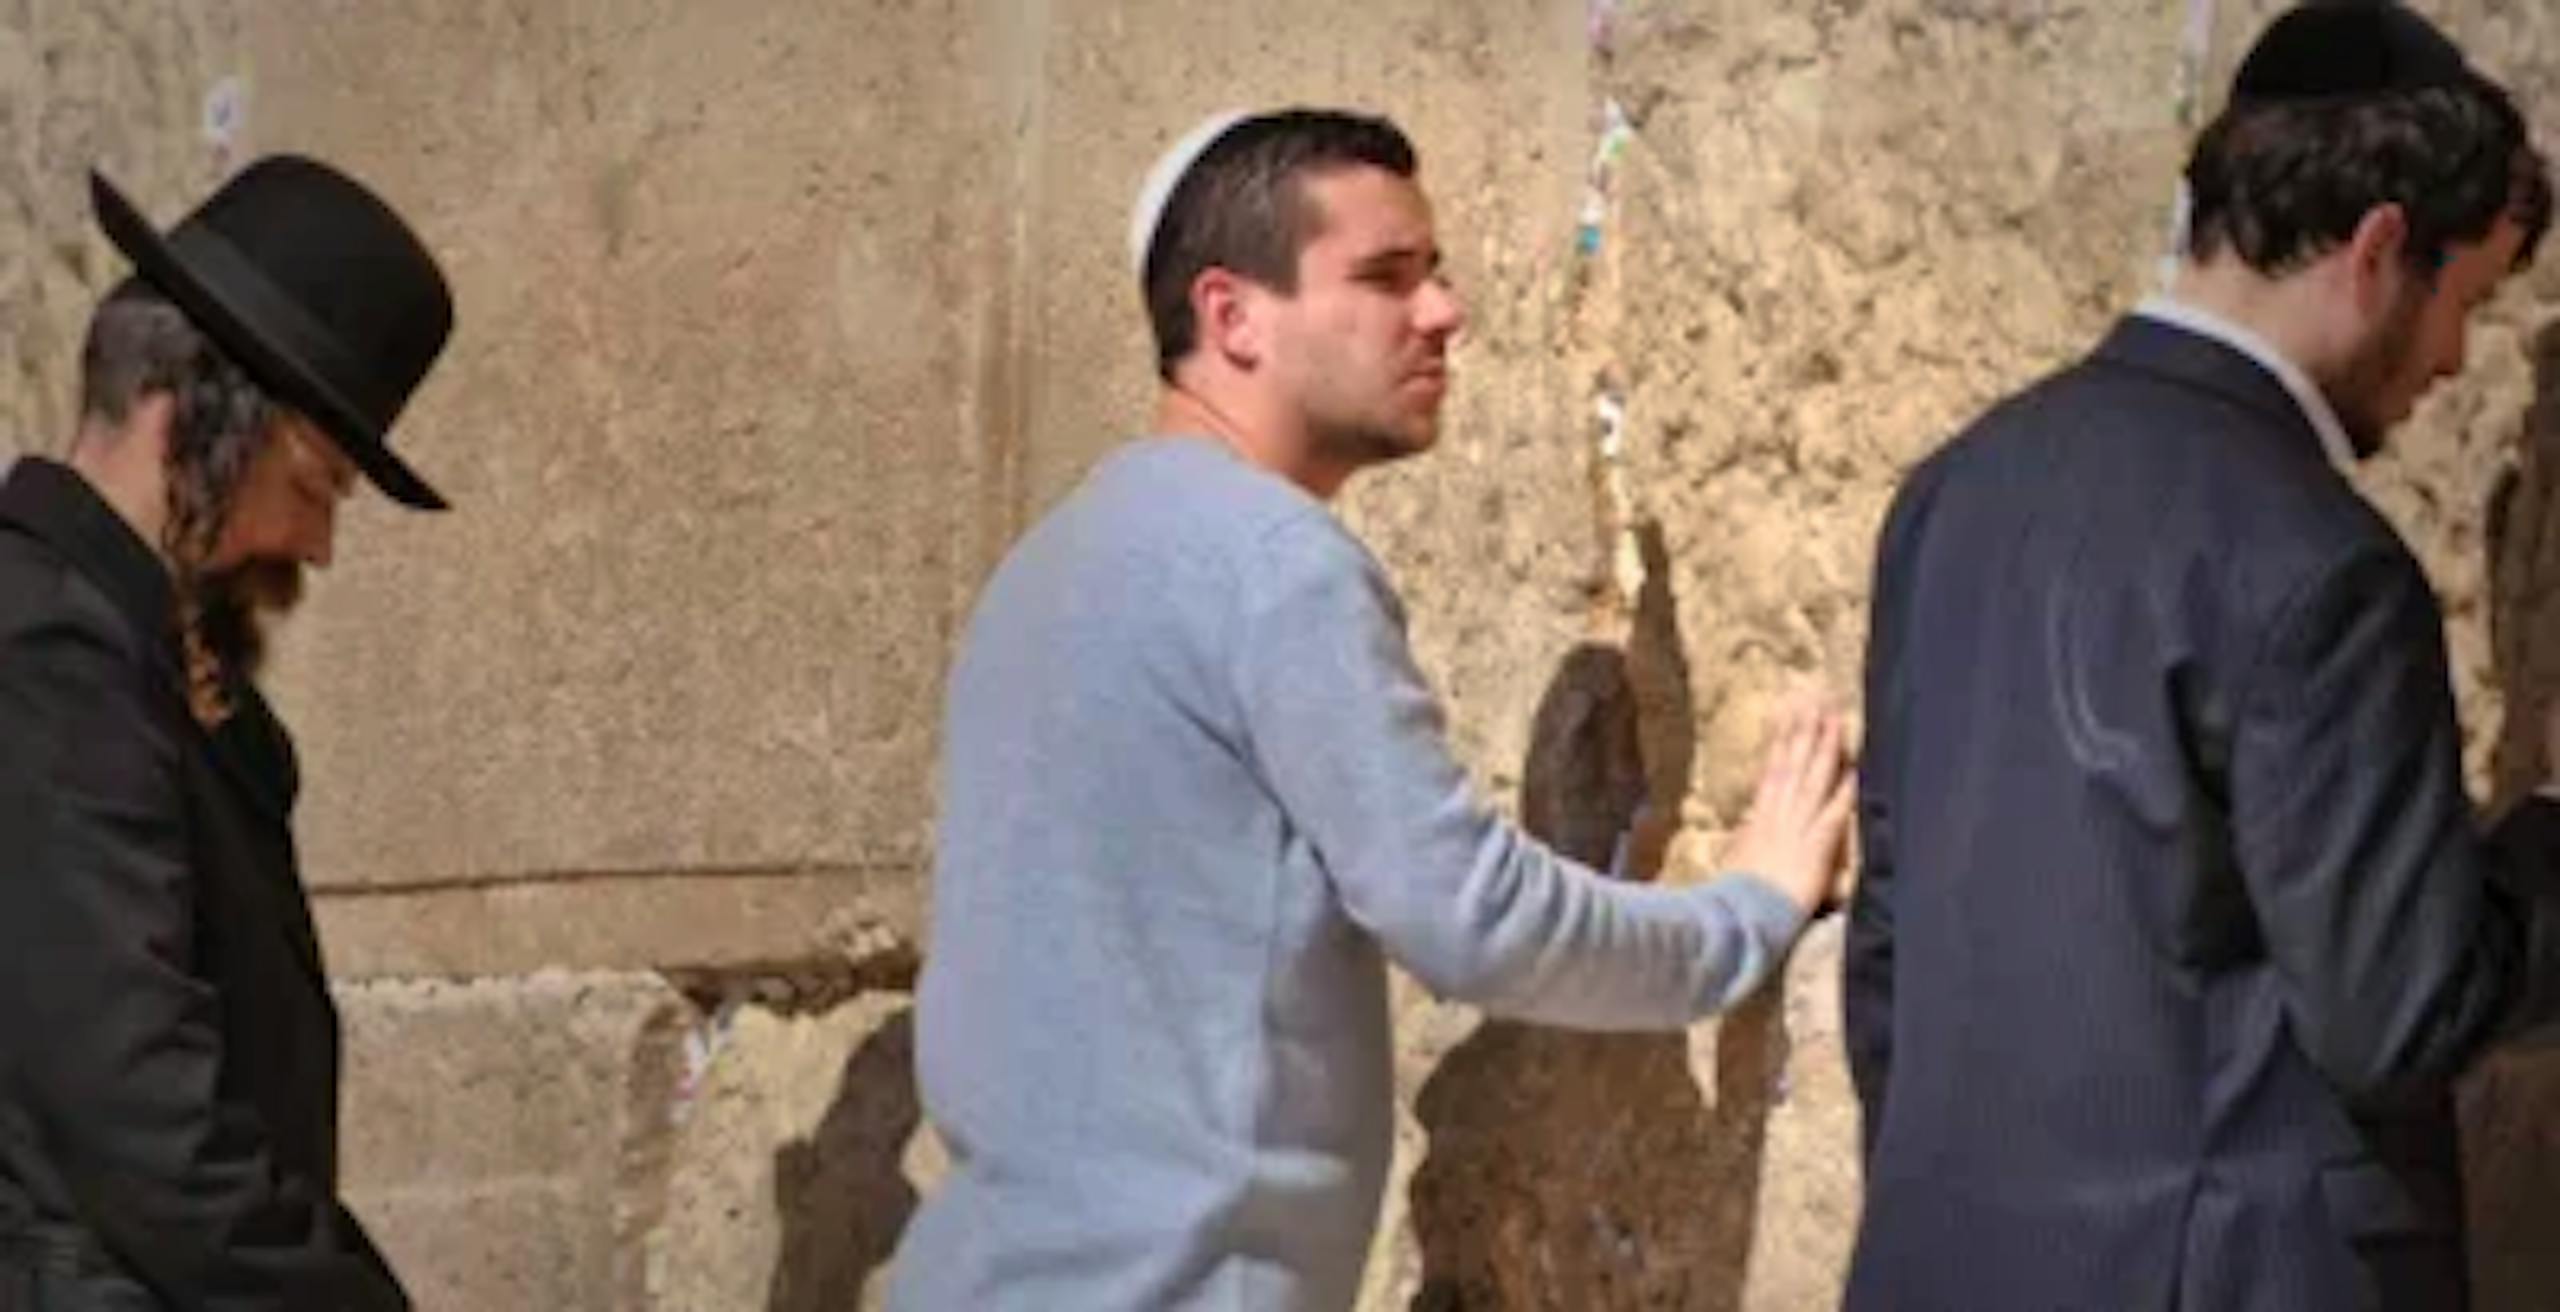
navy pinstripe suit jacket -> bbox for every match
[1846,316,2560,1311]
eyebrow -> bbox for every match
[294,429,358,491]
[1351,244,1442,275]
[298,463,353,499]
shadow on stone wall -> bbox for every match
[764,1008,919,1312]
[1408,524,1783,1310]
[2487,320,2560,808]
[2465,319,2560,1312]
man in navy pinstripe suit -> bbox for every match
[1848,5,2560,1308]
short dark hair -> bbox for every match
[1140,109,1417,380]
[2186,71,2554,277]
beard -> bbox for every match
[2325,280,2429,458]
[190,558,305,681]
[1305,376,1445,470]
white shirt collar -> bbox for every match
[2132,295,2357,470]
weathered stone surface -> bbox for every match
[335,973,691,1310]
[2471,149,2560,1312]
[2487,320,2560,808]
[230,0,1021,900]
[0,3,241,463]
[315,865,922,981]
[644,992,918,1312]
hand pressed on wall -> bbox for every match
[1720,698,1856,918]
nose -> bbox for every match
[1418,275,1467,341]
[306,504,337,570]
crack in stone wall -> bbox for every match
[1390,14,1787,1303]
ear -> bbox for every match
[85,390,180,473]
[2343,203,2417,314]
[1189,266,1268,370]
[74,390,174,461]
[133,391,177,449]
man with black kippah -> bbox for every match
[1847,3,2560,1308]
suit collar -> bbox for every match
[2089,315,2340,469]
[0,455,177,652]
[2130,296,2358,468]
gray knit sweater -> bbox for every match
[887,437,1805,1311]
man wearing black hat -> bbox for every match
[0,157,452,1309]
[1847,3,2560,1309]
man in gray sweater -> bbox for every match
[887,108,1852,1311]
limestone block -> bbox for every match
[315,868,922,982]
[643,992,919,1312]
[230,0,1022,902]
[336,972,691,1311]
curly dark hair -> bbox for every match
[2186,70,2554,277]
[79,275,281,723]
[1140,109,1418,381]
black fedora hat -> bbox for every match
[90,155,454,511]
[2233,1,2472,103]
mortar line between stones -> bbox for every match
[310,859,922,899]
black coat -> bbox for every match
[0,458,403,1310]
[1846,316,2560,1312]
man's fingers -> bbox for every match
[1782,704,1823,799]
[1747,698,1851,839]
[1810,711,1845,788]
[1818,768,1855,837]
[1751,709,1805,822]
[1780,707,1843,815]
[1757,709,1797,799]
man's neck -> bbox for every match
[2163,260,2338,382]
[1154,383,1355,501]
[66,423,172,565]
[2147,260,2363,468]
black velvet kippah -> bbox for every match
[2232,2,2471,102]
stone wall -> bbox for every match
[9,1,2560,1307]
[1,3,240,454]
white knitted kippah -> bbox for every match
[1127,110,1251,277]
